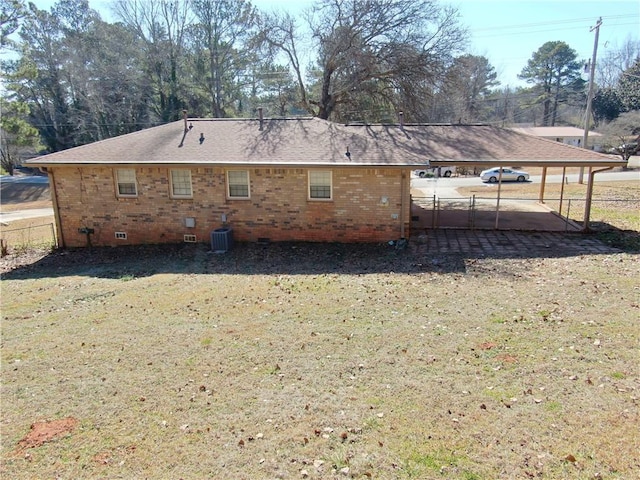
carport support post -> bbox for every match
[582,166,612,232]
[558,167,567,216]
[432,195,437,229]
[494,167,504,229]
[538,167,548,203]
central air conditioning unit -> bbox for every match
[211,227,233,253]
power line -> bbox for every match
[469,14,638,33]
[472,22,639,40]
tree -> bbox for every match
[592,87,622,125]
[252,63,299,117]
[64,20,153,141]
[596,37,640,89]
[256,11,308,113]
[617,59,640,112]
[114,0,192,122]
[0,0,27,49]
[261,0,465,121]
[599,110,640,162]
[485,86,516,126]
[3,0,152,152]
[189,0,258,118]
[10,1,78,151]
[0,98,43,174]
[438,54,499,122]
[518,41,584,126]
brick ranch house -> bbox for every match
[25,116,623,248]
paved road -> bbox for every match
[0,208,54,223]
[1,174,49,184]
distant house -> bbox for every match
[26,116,622,248]
[510,126,603,151]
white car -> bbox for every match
[480,167,529,183]
[414,166,455,178]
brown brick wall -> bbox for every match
[51,166,411,247]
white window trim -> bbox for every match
[308,170,333,201]
[170,169,193,199]
[226,169,250,199]
[115,168,138,197]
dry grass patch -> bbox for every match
[1,216,55,246]
[1,244,639,479]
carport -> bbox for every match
[412,157,626,232]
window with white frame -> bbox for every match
[308,170,332,200]
[170,169,192,198]
[227,170,250,198]
[116,168,137,197]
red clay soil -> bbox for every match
[15,417,79,453]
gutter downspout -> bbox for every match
[583,166,612,232]
[41,167,64,248]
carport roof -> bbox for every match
[25,117,625,168]
[509,126,603,139]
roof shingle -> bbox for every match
[26,117,622,168]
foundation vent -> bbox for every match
[184,234,197,243]
[115,232,127,240]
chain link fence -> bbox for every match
[1,223,56,256]
[411,195,640,232]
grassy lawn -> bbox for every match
[1,243,639,479]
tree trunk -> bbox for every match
[551,75,562,126]
[542,98,551,126]
[317,68,335,120]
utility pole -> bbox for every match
[579,17,602,184]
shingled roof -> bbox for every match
[26,117,623,168]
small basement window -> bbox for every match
[116,169,137,197]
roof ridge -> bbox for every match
[187,117,316,122]
[344,122,492,127]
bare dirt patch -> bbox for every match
[15,417,79,453]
